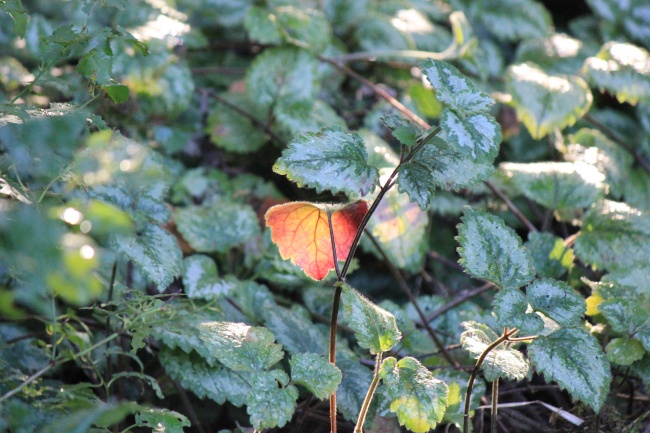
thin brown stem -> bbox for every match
[327,211,341,280]
[329,284,343,433]
[366,232,457,366]
[484,180,537,232]
[463,328,519,433]
[201,89,287,147]
[425,282,494,322]
[354,352,383,433]
[491,379,499,433]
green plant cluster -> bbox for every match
[1,0,650,432]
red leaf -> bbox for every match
[265,200,368,280]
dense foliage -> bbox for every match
[1,0,650,432]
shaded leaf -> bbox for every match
[206,93,268,153]
[605,338,645,365]
[290,353,342,399]
[507,63,592,139]
[457,208,535,291]
[525,232,574,279]
[263,306,327,355]
[583,42,650,105]
[198,321,284,372]
[111,223,182,290]
[273,127,379,197]
[586,0,650,48]
[182,255,237,300]
[341,283,402,354]
[247,370,298,430]
[529,327,611,412]
[159,347,249,406]
[461,321,530,382]
[265,200,368,280]
[1,0,27,37]
[492,290,544,336]
[136,408,190,433]
[379,356,448,433]
[174,202,260,253]
[479,0,552,41]
[382,115,422,147]
[526,279,585,326]
[336,355,373,422]
[440,109,502,161]
[102,84,129,103]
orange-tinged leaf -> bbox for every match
[265,200,368,280]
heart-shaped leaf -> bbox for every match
[265,200,368,280]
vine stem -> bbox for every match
[328,128,441,433]
[491,379,499,433]
[354,352,383,433]
[366,231,457,366]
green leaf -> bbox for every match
[159,347,249,406]
[457,208,535,290]
[439,109,502,161]
[111,223,182,290]
[598,296,648,334]
[420,59,495,116]
[136,408,190,433]
[525,232,574,279]
[506,63,592,139]
[1,0,27,37]
[479,0,552,41]
[529,327,611,412]
[198,321,284,372]
[336,355,373,421]
[526,279,585,327]
[341,283,402,354]
[182,255,237,300]
[492,290,544,336]
[500,161,606,210]
[355,12,414,52]
[398,137,494,209]
[247,370,298,430]
[77,42,113,86]
[364,168,428,270]
[206,93,268,154]
[516,34,587,75]
[290,353,342,399]
[583,42,650,105]
[263,305,327,355]
[382,115,422,147]
[42,402,139,433]
[574,200,650,272]
[245,5,331,51]
[586,0,650,47]
[174,202,260,253]
[606,338,645,365]
[379,356,448,433]
[247,46,318,117]
[102,84,129,103]
[273,126,379,197]
[460,321,530,382]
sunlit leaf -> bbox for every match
[507,63,592,139]
[499,161,606,210]
[583,42,650,105]
[574,200,650,271]
[605,338,645,365]
[265,200,368,280]
[198,321,284,372]
[290,353,342,399]
[461,321,530,382]
[341,283,402,354]
[364,169,428,271]
[529,327,611,412]
[457,208,535,291]
[273,127,379,197]
[398,137,494,209]
[380,356,448,432]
